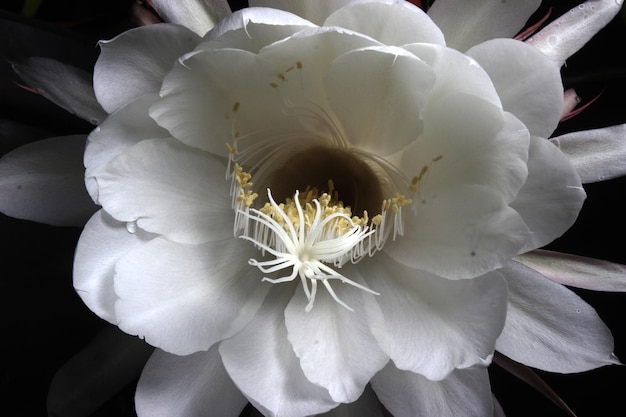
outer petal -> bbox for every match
[403,43,501,108]
[12,57,107,125]
[372,363,493,417]
[220,285,339,417]
[516,249,626,292]
[201,7,316,53]
[527,0,623,63]
[427,0,542,51]
[496,261,619,373]
[324,0,445,46]
[324,46,435,156]
[135,346,247,417]
[114,236,269,355]
[386,184,528,280]
[84,94,170,203]
[510,137,585,252]
[150,0,231,36]
[96,138,233,244]
[284,268,388,403]
[47,326,153,417]
[550,124,626,183]
[358,253,508,380]
[467,39,563,139]
[0,135,96,226]
[250,0,352,25]
[73,210,155,324]
[94,24,200,114]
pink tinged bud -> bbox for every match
[407,0,425,10]
[560,88,604,121]
[131,2,163,26]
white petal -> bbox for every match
[386,184,528,280]
[220,285,339,417]
[12,57,106,125]
[0,135,96,226]
[510,137,585,252]
[550,123,626,183]
[94,24,200,114]
[250,0,352,25]
[114,236,269,355]
[136,346,247,417]
[317,385,385,417]
[150,47,262,156]
[324,0,445,46]
[466,39,563,139]
[516,249,626,292]
[324,46,435,156]
[202,7,316,52]
[400,92,528,204]
[96,138,232,244]
[358,254,507,380]
[403,43,501,108]
[73,210,155,324]
[151,28,377,156]
[527,0,623,63]
[284,267,388,403]
[84,94,169,203]
[427,0,542,51]
[496,261,619,373]
[372,363,493,417]
[150,0,231,35]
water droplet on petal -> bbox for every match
[578,3,585,9]
[548,35,558,46]
[126,221,137,233]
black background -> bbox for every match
[1,1,625,416]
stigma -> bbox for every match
[238,188,380,312]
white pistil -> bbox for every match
[239,190,379,312]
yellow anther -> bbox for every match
[234,164,254,189]
[232,101,240,113]
[417,165,428,181]
[277,73,286,81]
[270,82,279,88]
[225,143,237,154]
[432,154,443,162]
[296,61,303,69]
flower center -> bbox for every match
[227,144,413,311]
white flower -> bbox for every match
[1,1,624,416]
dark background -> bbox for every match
[1,1,625,416]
